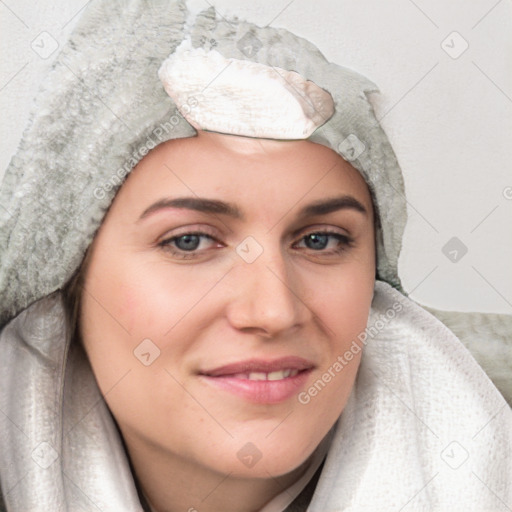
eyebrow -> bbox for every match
[138,195,368,221]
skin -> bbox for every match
[80,131,376,512]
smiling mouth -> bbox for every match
[198,357,314,404]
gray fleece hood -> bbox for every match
[0,0,406,329]
[0,1,511,511]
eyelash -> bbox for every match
[158,228,354,260]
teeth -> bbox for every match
[244,369,299,381]
[267,370,289,381]
[248,372,267,381]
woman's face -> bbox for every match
[80,132,375,482]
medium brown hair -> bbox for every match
[62,247,92,342]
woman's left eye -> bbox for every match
[294,232,353,254]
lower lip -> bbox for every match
[199,370,312,404]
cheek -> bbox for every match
[79,247,232,393]
[306,256,374,343]
[299,254,374,409]
[81,246,219,339]
[332,268,374,339]
[78,255,201,434]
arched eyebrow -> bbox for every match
[298,196,368,218]
[139,197,243,220]
[138,195,368,221]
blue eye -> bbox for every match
[303,233,329,250]
[173,234,202,251]
[159,232,218,258]
[296,232,352,253]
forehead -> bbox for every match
[118,132,373,216]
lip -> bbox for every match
[199,357,314,404]
[200,357,314,377]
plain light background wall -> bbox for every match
[1,0,511,313]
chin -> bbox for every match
[222,450,314,481]
[213,427,322,479]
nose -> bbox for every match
[225,252,312,338]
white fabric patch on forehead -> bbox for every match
[158,46,335,139]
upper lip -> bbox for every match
[200,357,315,377]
